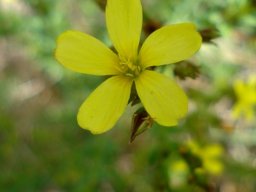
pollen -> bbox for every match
[119,57,143,78]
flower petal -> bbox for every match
[55,30,120,75]
[77,76,133,134]
[106,0,142,60]
[135,70,188,126]
[139,23,202,68]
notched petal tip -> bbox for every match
[54,31,75,68]
[55,30,78,48]
[77,114,106,135]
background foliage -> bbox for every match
[0,0,256,191]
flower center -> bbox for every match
[119,57,142,78]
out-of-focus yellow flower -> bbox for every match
[168,158,189,188]
[187,140,223,175]
[55,0,202,134]
[232,75,256,121]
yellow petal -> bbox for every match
[135,70,188,126]
[106,0,142,60]
[55,30,120,75]
[203,159,223,175]
[233,80,244,98]
[77,76,132,134]
[139,23,202,68]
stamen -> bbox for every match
[119,57,142,78]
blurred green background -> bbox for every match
[1,0,256,191]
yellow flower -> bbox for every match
[200,144,223,175]
[55,0,202,134]
[232,75,256,121]
[168,159,189,187]
[187,141,223,175]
